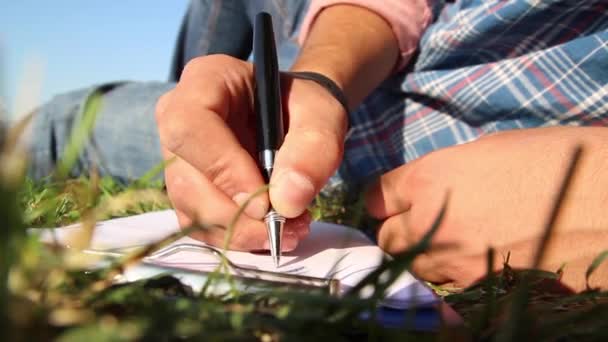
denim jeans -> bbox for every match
[28,0,310,182]
[170,0,309,81]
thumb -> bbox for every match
[269,79,348,218]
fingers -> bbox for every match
[164,151,269,250]
[410,253,451,284]
[376,210,415,255]
[164,149,306,251]
[365,164,415,220]
[156,56,268,220]
[269,79,348,218]
[175,209,193,228]
[377,211,450,283]
[412,253,487,287]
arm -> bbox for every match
[156,3,429,251]
[269,3,432,217]
[291,4,400,109]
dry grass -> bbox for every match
[2,85,608,341]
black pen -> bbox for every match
[253,12,285,267]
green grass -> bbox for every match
[6,177,442,341]
[3,88,608,341]
[11,174,608,341]
[21,175,170,227]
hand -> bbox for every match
[155,55,347,251]
[365,127,608,291]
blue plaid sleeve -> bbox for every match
[338,0,608,184]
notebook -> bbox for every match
[35,210,438,309]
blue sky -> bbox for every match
[1,1,188,117]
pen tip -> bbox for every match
[265,210,285,269]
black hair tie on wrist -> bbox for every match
[283,71,350,116]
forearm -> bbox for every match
[290,5,400,110]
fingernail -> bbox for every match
[271,170,315,218]
[282,237,298,251]
[287,214,311,239]
[233,192,268,219]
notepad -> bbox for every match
[35,210,437,309]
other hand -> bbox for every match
[366,127,608,291]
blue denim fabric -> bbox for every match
[170,0,309,80]
[28,0,310,182]
[28,82,174,181]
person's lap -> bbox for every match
[28,82,174,182]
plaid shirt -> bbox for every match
[338,0,608,184]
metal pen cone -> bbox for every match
[264,209,285,268]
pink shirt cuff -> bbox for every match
[297,0,434,72]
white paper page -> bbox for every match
[35,210,437,308]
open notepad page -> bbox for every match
[36,210,437,309]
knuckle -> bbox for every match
[157,115,187,153]
[205,54,240,66]
[379,232,407,255]
[165,172,190,201]
[182,54,241,78]
[202,149,241,194]
[181,56,211,77]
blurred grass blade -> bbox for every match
[472,248,496,338]
[0,181,21,335]
[55,90,103,179]
[532,145,583,268]
[65,170,100,249]
[497,145,583,341]
[1,109,35,157]
[585,250,608,290]
[0,126,28,337]
[54,83,126,180]
[133,157,175,187]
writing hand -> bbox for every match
[155,55,347,251]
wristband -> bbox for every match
[283,71,350,115]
